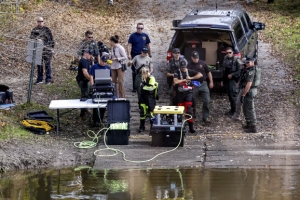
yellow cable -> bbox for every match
[93,113,192,163]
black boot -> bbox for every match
[244,125,257,133]
[139,120,145,133]
[188,122,196,133]
[242,122,250,129]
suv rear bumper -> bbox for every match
[210,69,223,80]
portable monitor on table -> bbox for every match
[95,69,111,85]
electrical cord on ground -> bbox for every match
[92,113,192,163]
[74,107,192,163]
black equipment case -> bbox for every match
[0,91,13,104]
[92,84,115,103]
[27,110,54,121]
[150,125,186,147]
[106,100,130,145]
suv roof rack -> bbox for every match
[188,7,243,17]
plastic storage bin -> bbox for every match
[106,100,130,145]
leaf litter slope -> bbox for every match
[0,0,299,137]
[0,0,299,170]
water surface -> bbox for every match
[1,168,299,200]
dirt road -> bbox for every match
[1,0,300,171]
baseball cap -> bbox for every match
[101,55,108,62]
[241,57,247,64]
[83,49,93,55]
[179,59,187,68]
[242,57,254,64]
[191,51,199,59]
[142,47,148,52]
[172,48,180,54]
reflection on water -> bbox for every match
[1,168,300,200]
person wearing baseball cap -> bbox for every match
[76,48,93,118]
[166,48,188,105]
[173,59,202,133]
[187,50,214,124]
[89,54,112,126]
[239,57,258,133]
[128,46,153,100]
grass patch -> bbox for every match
[45,75,80,100]
[249,1,300,67]
[0,125,32,140]
[246,0,300,98]
[0,102,56,141]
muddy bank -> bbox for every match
[0,137,95,171]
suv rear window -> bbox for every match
[233,23,244,41]
[173,30,232,47]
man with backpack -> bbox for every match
[240,57,259,133]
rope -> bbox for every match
[73,113,193,163]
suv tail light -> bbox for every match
[167,51,172,61]
[234,52,242,59]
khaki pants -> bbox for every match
[112,68,125,98]
[242,88,257,126]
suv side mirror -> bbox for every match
[172,20,182,27]
[252,22,265,30]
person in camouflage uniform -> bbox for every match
[77,30,100,64]
[240,57,258,133]
[166,48,187,105]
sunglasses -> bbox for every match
[226,52,233,54]
[88,36,93,39]
[173,52,180,54]
[137,27,144,30]
[37,21,43,22]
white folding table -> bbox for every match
[49,99,106,134]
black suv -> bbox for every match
[167,7,265,80]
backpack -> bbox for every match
[252,66,261,87]
[97,41,110,56]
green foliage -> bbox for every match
[0,125,32,140]
[45,75,80,100]
[0,102,55,140]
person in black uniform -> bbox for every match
[30,17,55,85]
[76,49,93,118]
[166,48,187,105]
[187,51,214,123]
[173,60,202,133]
[221,47,241,116]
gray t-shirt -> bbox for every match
[132,55,153,72]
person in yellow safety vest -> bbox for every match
[138,67,159,133]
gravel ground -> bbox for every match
[0,0,299,171]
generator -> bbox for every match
[150,106,186,147]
